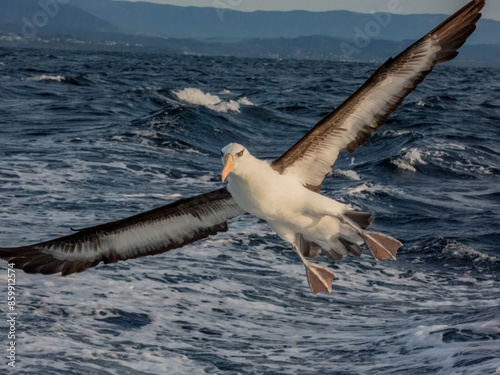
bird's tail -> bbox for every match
[343,210,402,261]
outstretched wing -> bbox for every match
[0,188,244,275]
[272,0,484,191]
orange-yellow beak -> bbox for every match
[221,154,234,182]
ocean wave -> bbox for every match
[237,97,254,106]
[26,74,90,86]
[347,182,403,197]
[387,321,500,373]
[382,129,414,137]
[392,148,426,172]
[441,240,498,265]
[1,49,499,375]
[413,238,499,271]
[333,169,361,180]
[173,87,254,113]
[27,74,66,82]
[427,144,499,177]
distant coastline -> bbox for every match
[1,0,499,66]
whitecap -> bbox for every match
[27,74,66,82]
[334,169,361,180]
[122,194,166,198]
[429,144,495,175]
[173,87,253,113]
[237,96,254,106]
[174,87,220,106]
[382,129,412,137]
[212,99,241,113]
[347,182,385,197]
[392,148,426,172]
[442,240,497,264]
[347,182,403,198]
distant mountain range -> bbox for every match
[0,0,115,38]
[71,0,500,44]
[1,0,499,65]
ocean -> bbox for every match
[0,47,499,374]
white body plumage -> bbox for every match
[222,143,354,257]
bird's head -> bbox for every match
[221,143,248,182]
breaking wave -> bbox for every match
[392,148,427,172]
[173,87,254,113]
[27,74,66,82]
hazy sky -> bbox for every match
[119,0,500,21]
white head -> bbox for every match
[221,143,249,182]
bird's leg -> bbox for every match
[291,243,335,295]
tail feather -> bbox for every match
[363,231,402,260]
[338,237,363,257]
[321,247,344,261]
[344,211,374,230]
[295,234,320,258]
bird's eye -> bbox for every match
[221,151,224,157]
[237,150,244,157]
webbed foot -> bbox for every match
[305,262,336,295]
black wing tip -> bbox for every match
[430,0,484,43]
[0,245,93,276]
[0,247,41,269]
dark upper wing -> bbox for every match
[272,0,484,191]
[0,188,245,275]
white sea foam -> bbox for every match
[392,148,426,172]
[237,96,254,106]
[382,129,412,137]
[347,182,403,198]
[348,183,379,196]
[122,193,166,198]
[174,88,220,106]
[173,87,254,113]
[214,100,241,113]
[27,74,66,82]
[390,320,500,372]
[429,144,495,175]
[348,183,378,196]
[442,241,497,264]
[334,169,361,180]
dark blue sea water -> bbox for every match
[0,47,499,374]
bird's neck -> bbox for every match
[232,157,271,182]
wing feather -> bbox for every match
[0,188,244,275]
[272,0,484,189]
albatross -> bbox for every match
[0,0,484,294]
